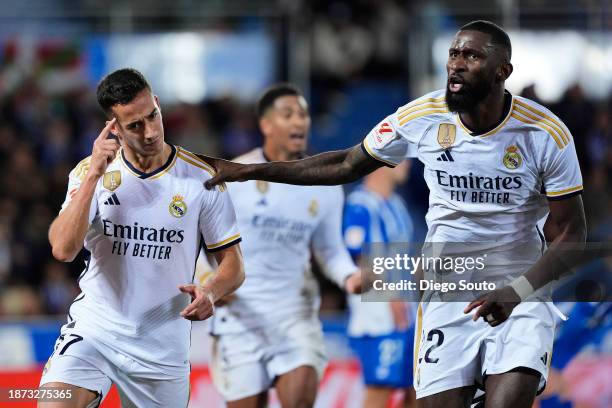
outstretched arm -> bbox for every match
[200,144,384,187]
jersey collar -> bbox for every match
[121,144,177,179]
[456,91,514,138]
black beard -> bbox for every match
[445,77,494,113]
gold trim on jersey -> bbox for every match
[514,99,570,145]
[177,150,227,192]
[119,146,179,179]
[177,148,217,176]
[207,233,241,250]
[399,108,449,127]
[413,303,423,375]
[546,185,583,197]
[362,139,398,167]
[398,96,446,115]
[149,152,178,180]
[120,158,141,178]
[398,98,447,121]
[456,96,515,138]
[73,156,92,181]
[177,151,213,174]
[510,113,564,149]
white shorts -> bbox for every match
[209,317,328,401]
[40,323,190,407]
[413,301,556,399]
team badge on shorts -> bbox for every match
[437,123,456,149]
[503,145,522,169]
[103,170,122,191]
[256,180,269,194]
[308,199,319,217]
[169,194,187,218]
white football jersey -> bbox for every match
[210,148,357,334]
[61,145,241,374]
[363,89,582,280]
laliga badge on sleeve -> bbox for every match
[372,120,397,148]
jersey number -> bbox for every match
[424,329,444,364]
[59,334,84,355]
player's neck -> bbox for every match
[123,143,171,173]
[262,145,301,162]
[364,175,394,198]
[458,88,509,135]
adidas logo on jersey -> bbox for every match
[104,193,121,205]
[436,150,454,162]
[540,352,548,365]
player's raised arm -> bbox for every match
[201,143,384,188]
[48,118,119,262]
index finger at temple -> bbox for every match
[97,118,116,140]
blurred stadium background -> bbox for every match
[0,0,610,407]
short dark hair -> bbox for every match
[255,83,302,119]
[460,20,512,60]
[96,68,151,114]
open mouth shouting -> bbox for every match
[448,75,465,93]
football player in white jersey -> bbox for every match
[206,84,361,408]
[203,21,587,408]
[41,68,244,408]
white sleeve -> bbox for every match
[362,115,409,167]
[200,184,241,252]
[311,187,358,288]
[60,157,97,224]
[362,98,440,166]
[541,126,583,200]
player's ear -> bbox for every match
[154,95,161,112]
[259,117,271,135]
[498,62,513,81]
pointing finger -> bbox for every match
[97,118,117,141]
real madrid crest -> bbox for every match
[169,194,187,218]
[437,123,456,149]
[103,170,122,191]
[503,145,522,169]
[308,199,319,217]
